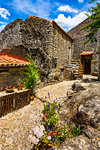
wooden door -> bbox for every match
[84,59,91,74]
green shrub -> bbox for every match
[22,54,39,94]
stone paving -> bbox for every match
[36,80,81,104]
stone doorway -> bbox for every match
[84,59,91,74]
[80,52,93,75]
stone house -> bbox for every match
[68,18,100,76]
[0,52,29,90]
[0,16,74,79]
[0,16,99,78]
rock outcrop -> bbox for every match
[72,81,85,92]
[60,82,100,149]
[59,135,98,150]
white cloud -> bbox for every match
[12,0,51,19]
[78,0,84,3]
[0,8,10,19]
[0,25,6,32]
[55,11,89,31]
[0,21,8,32]
[58,5,78,13]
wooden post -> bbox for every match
[78,59,83,78]
[13,93,17,110]
[0,97,2,117]
[27,90,30,103]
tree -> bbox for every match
[81,0,100,80]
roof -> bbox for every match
[80,52,93,55]
[0,52,30,67]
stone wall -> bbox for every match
[0,16,74,79]
[0,67,25,90]
[0,17,51,78]
[52,22,74,70]
[24,16,53,72]
[67,18,100,75]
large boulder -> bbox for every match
[60,83,100,150]
[72,84,100,129]
[58,135,98,150]
[72,81,85,92]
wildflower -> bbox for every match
[47,136,51,140]
[36,131,44,139]
[47,128,49,135]
[48,92,50,98]
[40,125,45,131]
[48,103,50,108]
[53,106,55,111]
[52,139,55,143]
[33,126,39,135]
[31,136,39,145]
[35,121,37,123]
[29,134,32,139]
[45,96,47,99]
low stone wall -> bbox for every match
[64,63,79,80]
[0,67,25,91]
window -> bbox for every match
[67,47,71,63]
[52,58,57,68]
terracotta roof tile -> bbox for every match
[80,52,93,55]
[0,52,30,67]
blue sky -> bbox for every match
[0,0,98,32]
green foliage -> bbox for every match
[67,125,82,137]
[32,136,52,150]
[22,54,39,94]
[30,100,82,149]
[91,59,96,62]
[17,78,22,85]
[41,101,82,147]
[42,101,60,130]
[81,0,100,44]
